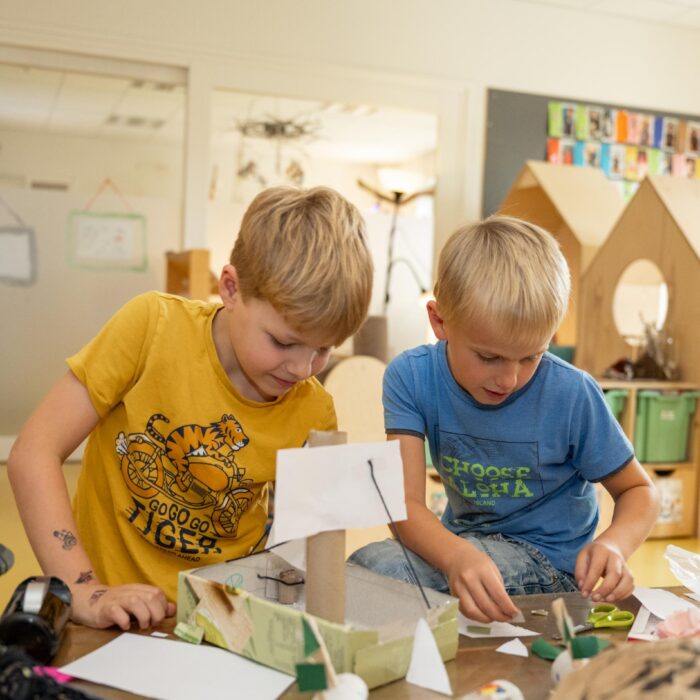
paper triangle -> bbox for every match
[302,618,321,657]
[495,638,528,657]
[405,618,452,696]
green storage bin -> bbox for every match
[604,389,628,423]
[548,344,575,364]
[634,390,700,463]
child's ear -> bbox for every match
[427,300,448,341]
[218,265,240,308]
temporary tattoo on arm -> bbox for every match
[89,590,107,606]
[75,570,95,584]
[53,529,77,550]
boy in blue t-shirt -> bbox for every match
[350,215,659,623]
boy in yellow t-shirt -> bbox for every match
[9,186,373,630]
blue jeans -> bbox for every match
[348,533,578,597]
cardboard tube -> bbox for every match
[305,430,347,623]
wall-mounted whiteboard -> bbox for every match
[0,226,37,285]
[67,211,147,270]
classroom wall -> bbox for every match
[3,0,700,242]
[0,126,431,449]
[2,0,700,452]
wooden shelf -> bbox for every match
[596,380,699,539]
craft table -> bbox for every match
[53,589,684,700]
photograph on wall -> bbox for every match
[686,121,700,153]
[588,107,603,140]
[671,153,686,176]
[560,139,574,164]
[610,144,626,179]
[574,105,589,140]
[662,117,679,151]
[624,146,639,180]
[546,137,560,162]
[601,108,616,141]
[548,102,563,138]
[562,103,575,138]
[627,112,640,145]
[584,142,601,168]
[0,225,37,285]
[639,115,654,147]
[67,211,147,270]
[636,148,649,179]
[616,110,629,143]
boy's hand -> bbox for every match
[71,582,176,630]
[446,547,520,623]
[575,540,634,602]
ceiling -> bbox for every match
[0,63,438,164]
[510,0,700,27]
[1,0,699,163]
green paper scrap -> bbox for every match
[174,621,204,645]
[548,102,563,138]
[295,662,327,692]
[302,617,321,657]
[466,625,491,635]
[570,635,611,660]
[531,638,563,661]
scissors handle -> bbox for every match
[592,610,635,629]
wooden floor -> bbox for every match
[1,462,698,609]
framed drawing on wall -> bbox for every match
[0,225,37,285]
[67,211,147,271]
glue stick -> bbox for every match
[457,679,524,700]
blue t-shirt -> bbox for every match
[383,342,633,574]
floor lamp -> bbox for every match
[355,178,434,361]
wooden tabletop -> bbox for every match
[54,589,683,700]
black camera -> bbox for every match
[0,576,72,664]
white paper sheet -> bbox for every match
[633,586,698,620]
[272,441,406,541]
[495,638,529,657]
[627,605,660,642]
[458,612,539,638]
[405,618,453,696]
[60,633,294,700]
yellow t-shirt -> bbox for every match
[68,291,336,600]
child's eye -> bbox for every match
[271,336,293,349]
[477,353,498,363]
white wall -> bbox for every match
[2,0,700,451]
[0,187,181,436]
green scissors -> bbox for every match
[581,603,635,631]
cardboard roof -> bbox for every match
[646,175,700,263]
[509,161,624,247]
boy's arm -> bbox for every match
[390,433,519,623]
[575,458,659,601]
[8,371,175,630]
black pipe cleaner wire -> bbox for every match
[367,458,431,610]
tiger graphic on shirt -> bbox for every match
[116,412,252,540]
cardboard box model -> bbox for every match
[176,436,458,689]
[177,553,458,689]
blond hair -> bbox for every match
[231,186,373,346]
[434,215,570,344]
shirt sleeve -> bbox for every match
[67,292,159,417]
[570,372,634,482]
[383,353,426,437]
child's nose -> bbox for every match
[287,351,315,380]
[494,364,519,391]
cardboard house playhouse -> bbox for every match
[576,175,700,385]
[498,161,624,346]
